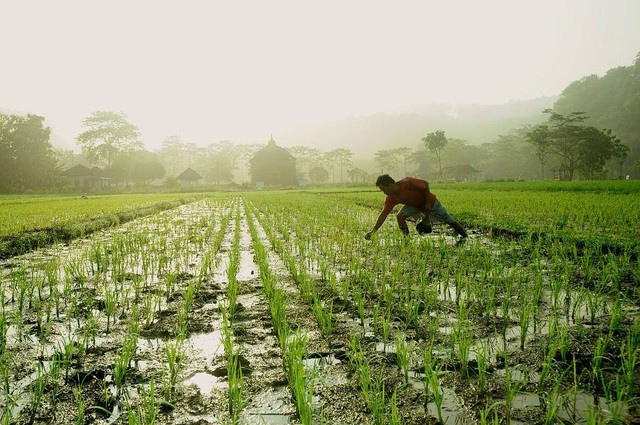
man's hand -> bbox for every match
[365,231,373,240]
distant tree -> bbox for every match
[325,148,354,183]
[76,111,142,168]
[526,109,628,180]
[309,165,329,184]
[0,113,58,192]
[374,149,402,176]
[204,141,239,184]
[347,167,371,184]
[553,51,640,175]
[288,146,322,180]
[421,130,448,181]
[131,161,165,185]
[159,135,188,176]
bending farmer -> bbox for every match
[364,175,468,240]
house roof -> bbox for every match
[62,164,107,178]
[176,167,203,180]
[250,137,295,163]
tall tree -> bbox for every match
[76,111,142,168]
[526,109,628,180]
[326,148,354,183]
[288,146,322,180]
[553,51,640,176]
[206,141,238,184]
[0,113,58,192]
[374,149,402,176]
[422,130,448,181]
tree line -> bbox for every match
[2,51,638,192]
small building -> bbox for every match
[441,163,481,183]
[249,136,297,186]
[62,164,110,190]
[176,167,204,187]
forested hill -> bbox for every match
[278,97,555,156]
[553,52,640,166]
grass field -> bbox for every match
[0,182,638,424]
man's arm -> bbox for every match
[365,211,389,240]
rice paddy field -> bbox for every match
[0,181,638,424]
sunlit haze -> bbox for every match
[2,0,639,150]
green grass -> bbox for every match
[309,181,640,250]
[0,192,204,258]
[0,193,203,236]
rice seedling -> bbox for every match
[503,364,521,425]
[285,332,313,424]
[476,341,489,394]
[427,360,444,424]
[73,386,85,425]
[395,335,410,385]
[312,297,334,336]
[29,363,48,424]
[162,339,183,399]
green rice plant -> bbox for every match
[479,403,500,425]
[353,285,366,327]
[285,332,312,425]
[427,360,444,424]
[29,363,48,425]
[162,339,183,399]
[312,298,333,336]
[389,388,400,425]
[620,333,637,398]
[539,338,558,393]
[128,379,157,425]
[602,374,627,424]
[73,386,85,425]
[0,314,6,355]
[519,302,532,350]
[104,286,118,334]
[477,341,489,394]
[382,307,391,351]
[503,364,522,425]
[591,335,608,390]
[585,403,604,425]
[395,335,410,385]
[49,352,62,408]
[608,298,624,336]
[453,320,473,379]
[228,352,244,423]
[58,334,76,380]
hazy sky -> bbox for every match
[2,0,639,150]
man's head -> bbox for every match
[376,174,399,195]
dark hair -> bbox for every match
[376,174,395,186]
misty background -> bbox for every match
[1,0,640,189]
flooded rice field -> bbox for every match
[0,194,638,424]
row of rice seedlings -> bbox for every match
[0,200,234,422]
[248,197,420,422]
[243,200,315,424]
[219,201,244,423]
[247,192,640,422]
[249,204,335,337]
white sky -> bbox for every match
[1,0,639,150]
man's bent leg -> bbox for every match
[397,213,410,235]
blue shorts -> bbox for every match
[398,200,455,224]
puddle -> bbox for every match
[187,329,224,359]
[426,386,475,424]
[184,371,227,394]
